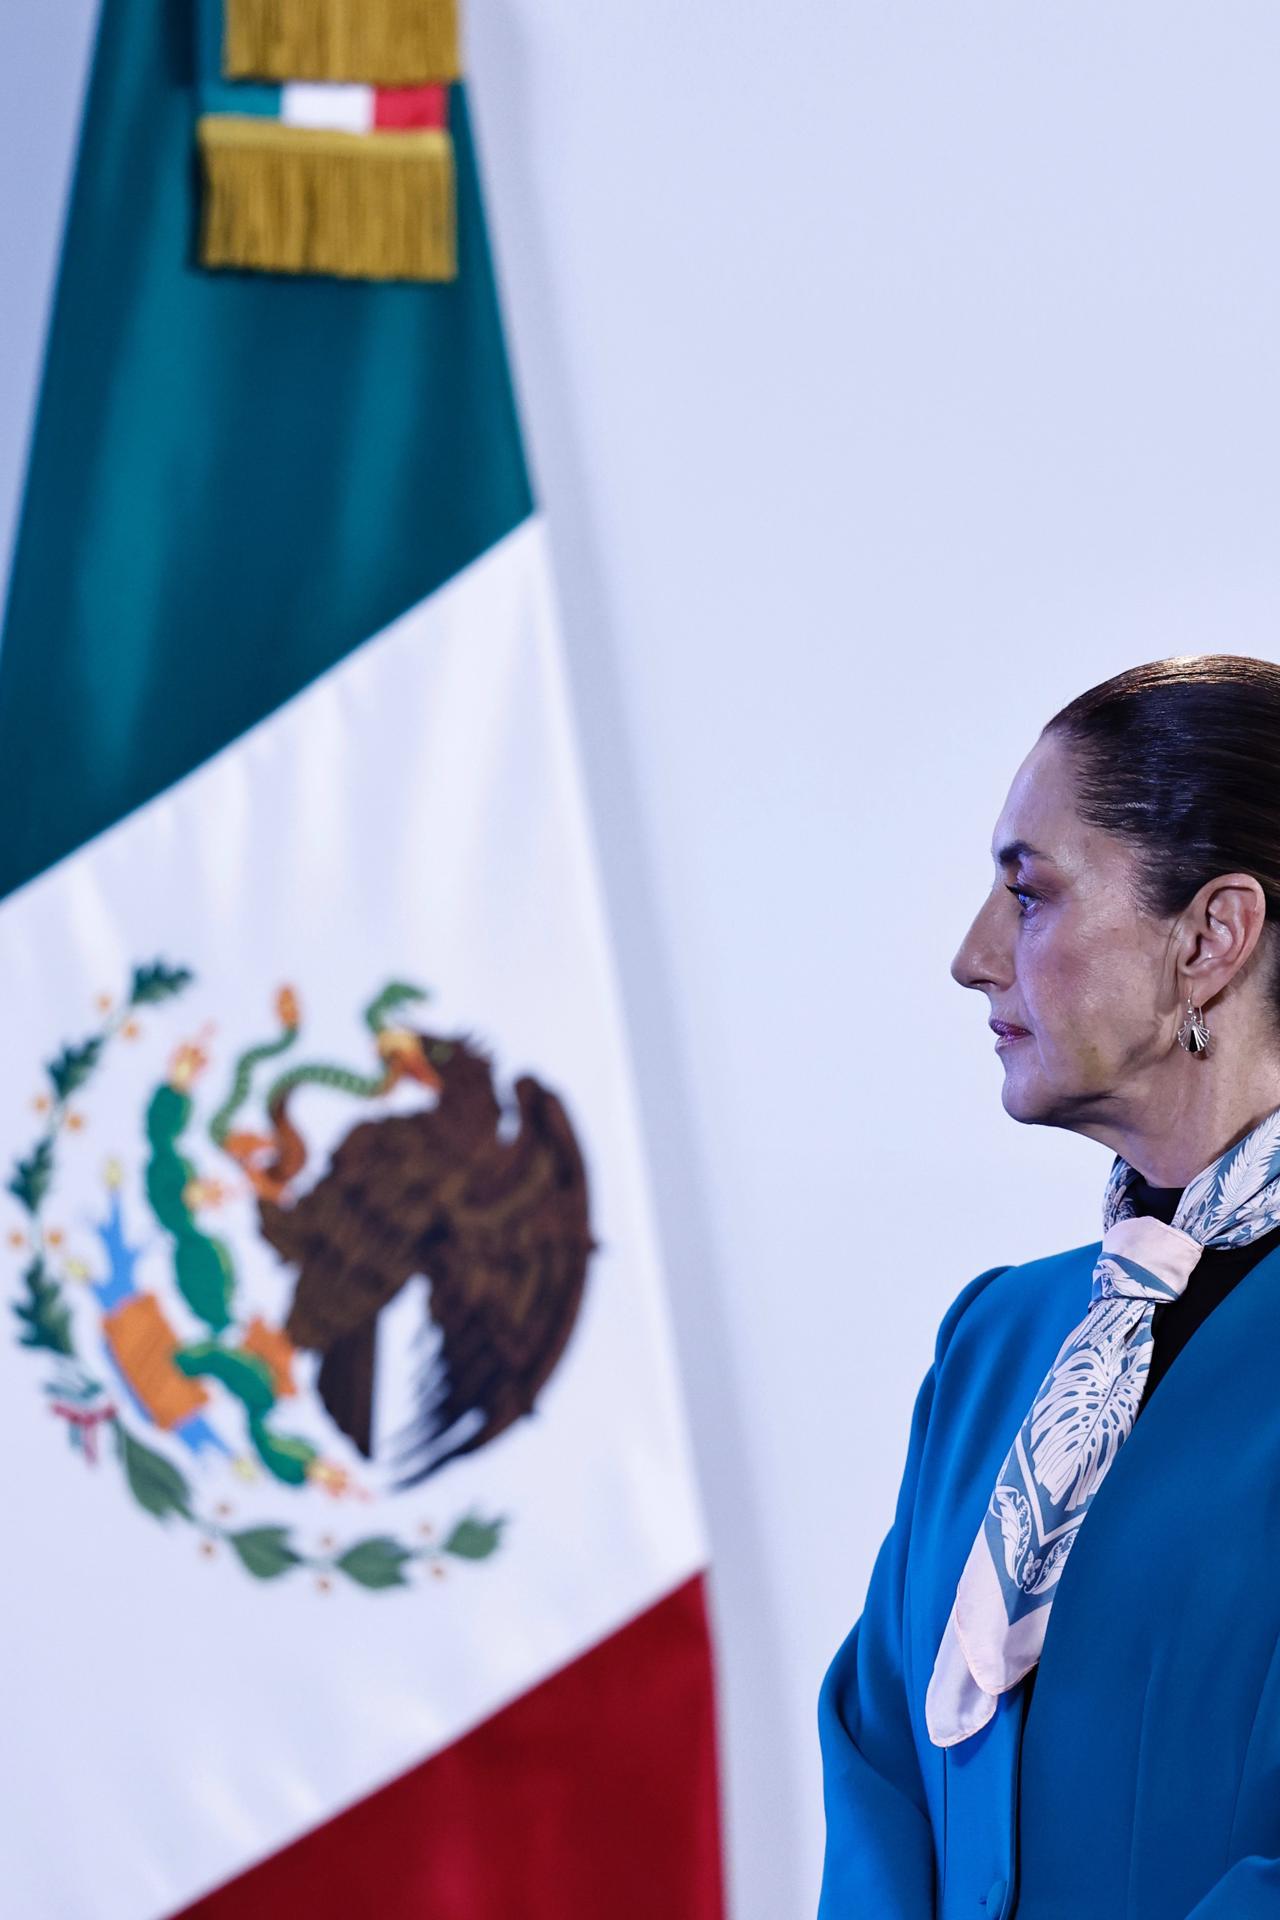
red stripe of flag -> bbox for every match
[174,1575,726,1920]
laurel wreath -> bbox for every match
[8,961,505,1590]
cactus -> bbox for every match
[146,1083,235,1332]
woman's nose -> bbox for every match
[950,892,1011,992]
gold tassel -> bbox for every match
[224,0,461,84]
[197,116,456,282]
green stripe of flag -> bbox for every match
[0,0,533,904]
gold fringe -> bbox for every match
[224,0,461,83]
[197,116,456,282]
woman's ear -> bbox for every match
[1180,872,1269,1001]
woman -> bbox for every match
[818,655,1280,1920]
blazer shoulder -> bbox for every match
[936,1238,1100,1370]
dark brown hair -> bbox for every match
[1044,654,1280,1008]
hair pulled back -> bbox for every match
[1044,654,1280,1016]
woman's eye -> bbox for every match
[1005,884,1039,917]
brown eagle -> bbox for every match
[257,1031,595,1489]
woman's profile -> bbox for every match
[818,654,1280,1920]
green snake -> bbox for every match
[209,981,430,1145]
[208,1019,299,1146]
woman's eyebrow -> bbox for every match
[993,838,1050,866]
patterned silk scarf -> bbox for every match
[926,1102,1280,1748]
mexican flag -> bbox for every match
[0,3,725,1917]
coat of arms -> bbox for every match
[8,962,595,1590]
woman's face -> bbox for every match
[950,730,1180,1129]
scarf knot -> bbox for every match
[1090,1213,1202,1304]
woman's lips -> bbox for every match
[990,1020,1030,1047]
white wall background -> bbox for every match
[5,6,1280,1916]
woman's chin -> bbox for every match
[997,1058,1048,1122]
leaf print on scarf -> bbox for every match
[990,1484,1032,1582]
[1029,1325,1149,1510]
[1046,1295,1131,1372]
[1022,1527,1078,1596]
[1180,1105,1280,1239]
[1092,1256,1130,1300]
[1102,1154,1136,1229]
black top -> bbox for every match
[1018,1174,1280,1728]
[1122,1173,1280,1410]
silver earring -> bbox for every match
[1177,989,1212,1056]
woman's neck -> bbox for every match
[1085,1078,1280,1187]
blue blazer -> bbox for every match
[818,1239,1280,1920]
